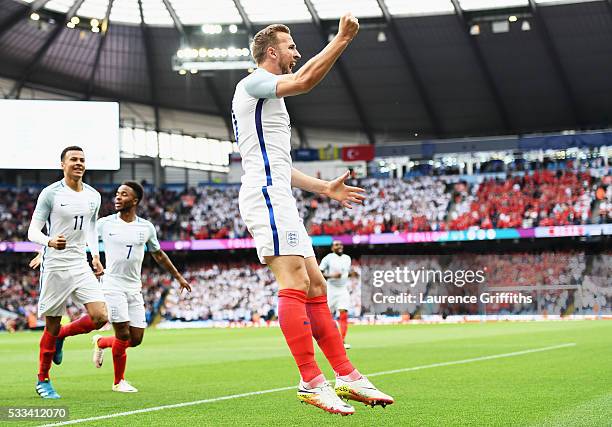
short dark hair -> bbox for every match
[122,181,144,204]
[61,146,84,161]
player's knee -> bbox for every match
[91,313,107,329]
[309,278,326,294]
[130,336,143,347]
[115,329,130,341]
[292,274,310,293]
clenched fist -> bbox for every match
[337,13,359,42]
[48,234,66,250]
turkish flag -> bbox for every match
[341,145,375,161]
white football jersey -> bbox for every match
[232,68,292,188]
[320,253,352,288]
[32,179,101,272]
[97,214,160,292]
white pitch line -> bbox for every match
[39,342,576,427]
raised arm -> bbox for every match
[276,14,359,98]
[291,169,365,209]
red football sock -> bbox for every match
[97,336,115,349]
[57,315,97,339]
[277,289,322,383]
[306,296,355,376]
[339,311,349,341]
[112,338,130,385]
[38,329,57,382]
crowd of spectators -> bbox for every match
[308,177,451,235]
[0,168,610,245]
[1,248,609,330]
[162,262,278,322]
[0,262,167,331]
[449,170,600,230]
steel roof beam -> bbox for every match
[528,0,583,127]
[376,0,442,137]
[84,0,115,100]
[303,0,376,144]
[450,0,513,133]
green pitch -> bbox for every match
[2,321,611,426]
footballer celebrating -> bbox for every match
[92,181,192,392]
[319,241,356,349]
[27,146,108,399]
[232,14,394,415]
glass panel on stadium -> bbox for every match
[158,132,171,159]
[77,0,110,19]
[170,134,185,161]
[141,0,173,26]
[310,0,383,19]
[120,127,135,157]
[169,0,242,25]
[145,130,159,157]
[459,0,528,10]
[240,0,312,23]
[133,128,147,156]
[109,0,142,24]
[384,0,455,16]
[45,0,74,13]
[196,137,210,164]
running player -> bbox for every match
[91,181,192,392]
[232,15,394,415]
[27,146,108,399]
[319,241,356,349]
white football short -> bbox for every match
[327,285,351,313]
[103,288,147,328]
[239,185,315,264]
[38,266,105,317]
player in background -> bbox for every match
[27,146,108,399]
[232,15,393,415]
[319,241,357,349]
[92,181,191,392]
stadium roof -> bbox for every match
[0,0,611,142]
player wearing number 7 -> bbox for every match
[91,181,191,392]
[28,146,108,399]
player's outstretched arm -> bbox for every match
[291,168,365,209]
[276,13,359,97]
[150,250,192,294]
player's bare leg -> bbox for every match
[266,255,354,415]
[94,322,141,392]
[304,257,394,408]
[54,301,107,365]
[36,316,62,399]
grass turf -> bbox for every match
[1,321,611,426]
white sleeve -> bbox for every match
[146,222,161,252]
[86,196,100,256]
[28,217,49,247]
[243,70,281,99]
[319,255,329,272]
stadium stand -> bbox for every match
[1,168,610,243]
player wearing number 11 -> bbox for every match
[28,146,108,399]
